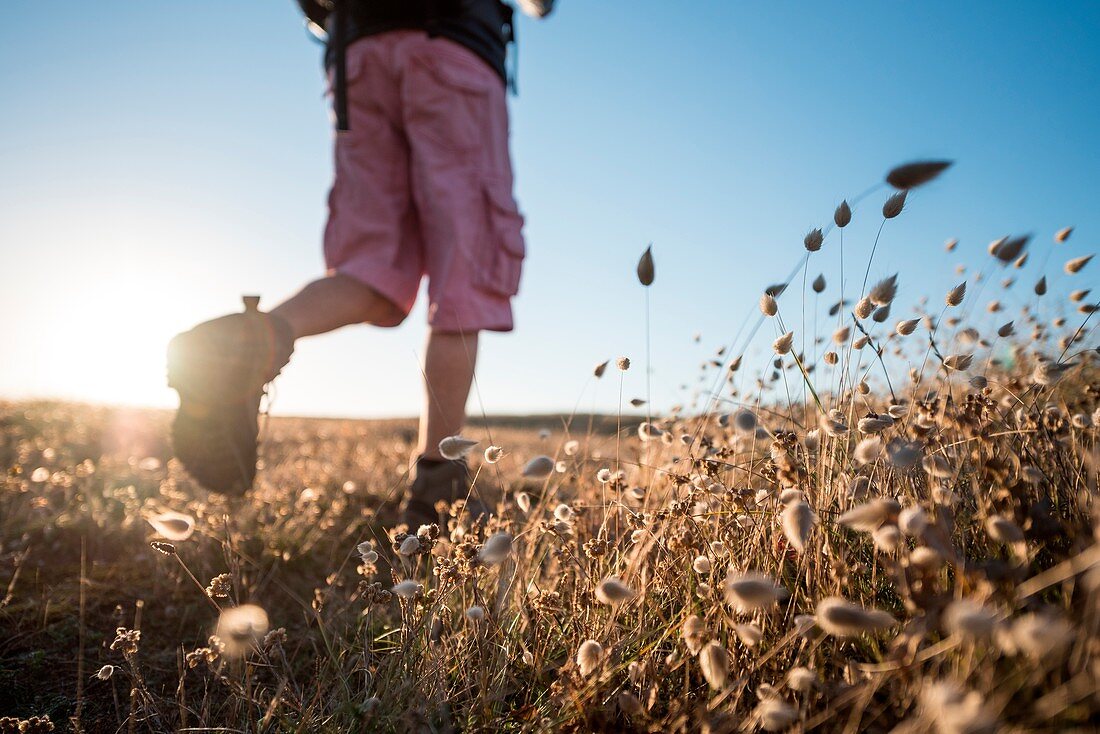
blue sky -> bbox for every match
[1,1,1097,418]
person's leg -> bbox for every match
[417,329,479,460]
[270,272,407,339]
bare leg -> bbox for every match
[417,330,479,460]
[271,273,406,339]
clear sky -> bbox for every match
[1,1,1097,418]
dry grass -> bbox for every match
[2,163,1099,732]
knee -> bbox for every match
[367,300,408,328]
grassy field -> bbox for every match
[3,165,1099,732]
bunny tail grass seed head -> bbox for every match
[1065,254,1093,274]
[636,245,655,286]
[773,331,794,355]
[781,501,815,553]
[804,228,824,252]
[479,532,514,564]
[760,293,778,316]
[886,160,953,189]
[882,191,907,219]
[522,455,555,478]
[698,641,729,690]
[725,571,788,613]
[834,200,852,227]
[148,510,196,541]
[946,281,966,307]
[815,596,896,637]
[576,639,604,677]
[812,273,826,293]
[596,576,637,605]
[438,436,479,460]
[215,604,270,658]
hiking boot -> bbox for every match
[166,297,294,495]
[399,456,489,530]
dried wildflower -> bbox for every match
[834,200,852,227]
[479,532,514,564]
[150,541,176,556]
[596,576,636,605]
[804,228,823,252]
[522,455,555,479]
[698,641,729,689]
[263,627,287,650]
[439,436,478,460]
[781,501,815,553]
[759,292,778,316]
[206,573,232,599]
[773,331,794,355]
[110,627,141,656]
[882,191,907,218]
[215,604,269,658]
[95,664,114,680]
[815,596,896,637]
[636,245,655,286]
[147,510,196,541]
[725,571,787,613]
[617,356,631,371]
[576,639,604,676]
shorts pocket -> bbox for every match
[475,180,525,298]
[406,45,494,154]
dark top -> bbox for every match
[328,0,513,84]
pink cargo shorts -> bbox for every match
[323,30,525,333]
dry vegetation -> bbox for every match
[2,162,1100,732]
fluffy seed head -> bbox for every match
[815,596,896,637]
[781,501,815,553]
[216,604,270,658]
[636,245,655,286]
[682,614,706,655]
[886,160,952,189]
[896,318,919,336]
[804,228,823,252]
[484,445,504,463]
[838,498,900,533]
[479,532,514,564]
[595,576,637,605]
[812,273,826,293]
[576,639,604,676]
[834,200,852,227]
[438,436,478,460]
[1065,254,1093,274]
[882,191,907,218]
[698,641,729,689]
[773,331,794,355]
[869,274,899,305]
[725,571,788,613]
[943,599,998,641]
[946,281,966,307]
[758,697,799,731]
[148,510,196,542]
[522,455,555,479]
[760,293,778,316]
[392,580,421,599]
